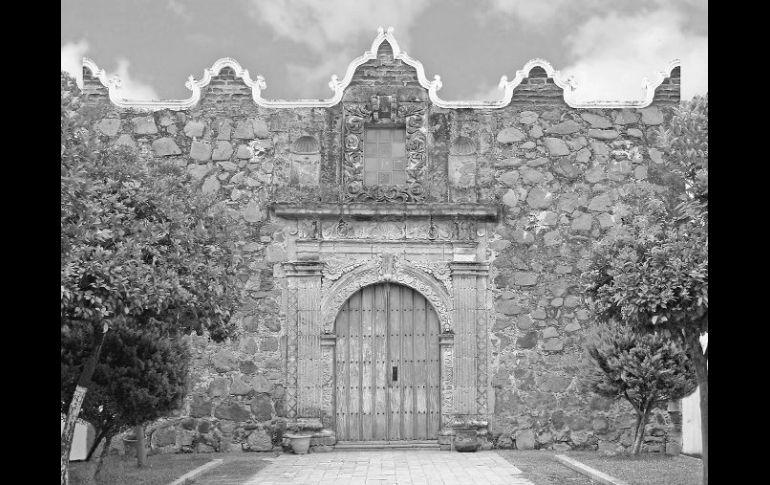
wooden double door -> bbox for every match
[334,283,441,441]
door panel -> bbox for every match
[335,283,440,441]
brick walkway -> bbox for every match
[237,450,535,485]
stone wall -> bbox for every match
[83,33,682,455]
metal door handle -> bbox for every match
[392,366,398,382]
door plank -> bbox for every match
[374,284,388,440]
[361,286,374,440]
[349,290,361,440]
[427,306,441,438]
[388,284,401,440]
[413,292,428,440]
[335,300,349,440]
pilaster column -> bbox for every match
[282,262,323,418]
[449,262,490,416]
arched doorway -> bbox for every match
[334,282,441,441]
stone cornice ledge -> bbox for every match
[272,203,500,222]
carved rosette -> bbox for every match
[341,103,428,203]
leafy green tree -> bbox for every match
[61,325,190,478]
[585,95,707,482]
[61,72,242,484]
[587,322,696,454]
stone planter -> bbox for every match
[453,429,480,452]
[284,433,312,454]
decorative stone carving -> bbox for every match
[320,254,453,333]
[441,342,454,419]
[295,220,477,242]
[341,102,428,203]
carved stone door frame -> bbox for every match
[281,255,491,435]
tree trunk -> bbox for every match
[61,324,109,485]
[94,433,113,482]
[135,424,147,468]
[698,372,708,485]
[85,427,106,462]
[631,406,651,455]
[683,328,707,485]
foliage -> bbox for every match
[61,324,190,445]
[587,322,696,453]
[61,71,242,343]
[61,70,242,482]
[584,94,708,344]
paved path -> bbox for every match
[238,450,535,485]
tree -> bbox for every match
[587,322,696,454]
[584,95,707,482]
[61,324,190,478]
[61,72,242,484]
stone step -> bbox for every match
[334,440,440,450]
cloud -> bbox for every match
[283,50,355,99]
[561,9,707,102]
[468,82,506,102]
[246,0,431,52]
[61,40,90,87]
[485,0,576,25]
[111,59,160,100]
[62,40,160,100]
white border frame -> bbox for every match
[82,26,680,111]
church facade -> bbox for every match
[81,28,682,454]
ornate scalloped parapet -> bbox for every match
[81,27,681,111]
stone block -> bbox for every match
[214,399,251,421]
[639,106,664,125]
[544,137,569,156]
[513,272,538,286]
[519,111,539,124]
[581,113,612,128]
[234,120,255,139]
[190,140,212,161]
[97,118,121,137]
[113,134,137,149]
[212,141,234,161]
[242,428,272,451]
[152,137,181,156]
[588,129,619,140]
[498,127,526,144]
[250,393,273,421]
[208,378,229,397]
[202,175,220,194]
[184,120,206,138]
[546,120,581,135]
[526,187,554,208]
[132,116,157,135]
[515,429,536,450]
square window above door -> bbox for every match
[364,127,406,187]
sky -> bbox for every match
[61,0,707,103]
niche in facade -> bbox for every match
[448,136,476,188]
[289,135,321,186]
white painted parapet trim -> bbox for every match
[82,27,680,111]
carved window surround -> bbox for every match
[342,102,428,203]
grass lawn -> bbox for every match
[566,451,703,485]
[497,450,597,485]
[187,452,271,484]
[68,452,218,485]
